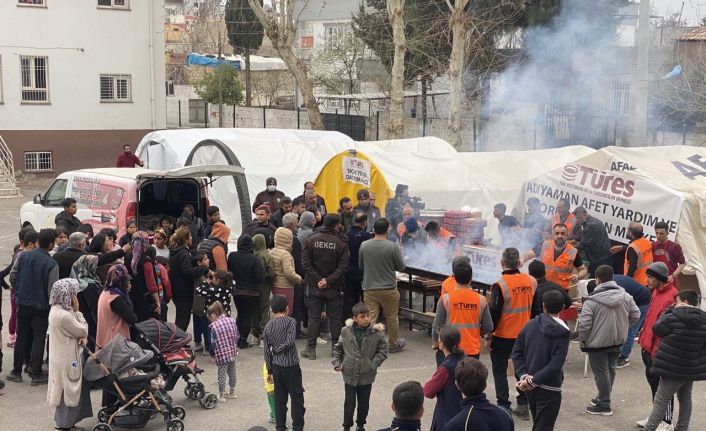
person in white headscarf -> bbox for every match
[47,278,92,431]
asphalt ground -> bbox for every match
[0,182,704,431]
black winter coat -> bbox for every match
[302,227,349,290]
[53,247,87,279]
[228,235,266,294]
[169,246,208,299]
[651,305,706,381]
[54,211,81,234]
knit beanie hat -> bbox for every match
[405,217,419,234]
[646,262,669,283]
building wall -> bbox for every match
[0,0,166,172]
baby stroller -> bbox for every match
[82,334,186,431]
[133,318,218,409]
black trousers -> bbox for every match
[490,336,527,408]
[12,304,48,377]
[294,283,308,333]
[526,387,562,431]
[642,349,673,423]
[234,294,259,346]
[343,383,372,428]
[272,364,305,431]
[173,296,193,332]
[306,288,342,347]
[343,272,363,322]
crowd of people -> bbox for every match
[0,175,704,431]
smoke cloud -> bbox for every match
[478,0,626,151]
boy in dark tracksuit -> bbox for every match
[333,302,388,431]
[512,290,571,431]
[377,381,425,431]
[444,357,514,431]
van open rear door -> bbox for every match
[136,165,245,182]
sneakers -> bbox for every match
[636,418,648,428]
[316,337,328,345]
[589,398,598,407]
[6,371,22,383]
[616,357,630,368]
[259,339,264,348]
[267,415,275,424]
[217,396,226,403]
[657,422,674,431]
[30,374,48,386]
[389,338,407,353]
[301,346,316,360]
[585,404,612,416]
[224,390,237,399]
[194,343,203,352]
[511,404,530,421]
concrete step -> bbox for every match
[0,187,21,198]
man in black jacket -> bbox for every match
[243,205,277,248]
[52,232,87,278]
[54,198,81,234]
[252,177,286,214]
[573,207,612,277]
[513,290,571,431]
[529,260,572,318]
[228,235,266,348]
[271,197,293,228]
[343,212,372,321]
[301,214,349,360]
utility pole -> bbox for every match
[633,0,650,146]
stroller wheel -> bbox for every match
[93,424,112,431]
[171,406,186,420]
[199,393,218,410]
[183,386,196,400]
[167,418,185,431]
[97,408,110,423]
[159,389,173,405]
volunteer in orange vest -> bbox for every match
[525,223,588,292]
[550,198,577,239]
[487,247,537,420]
[440,255,472,297]
[610,222,653,285]
[432,261,493,364]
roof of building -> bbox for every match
[294,0,361,22]
[675,26,706,41]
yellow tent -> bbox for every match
[314,149,394,213]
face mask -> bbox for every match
[267,185,276,192]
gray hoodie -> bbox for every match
[297,211,315,244]
[578,280,640,351]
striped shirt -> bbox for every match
[209,315,239,366]
[263,315,299,373]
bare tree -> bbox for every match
[247,0,325,130]
[251,70,294,107]
[652,48,706,127]
[387,0,406,138]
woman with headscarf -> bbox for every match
[47,278,92,431]
[179,205,204,247]
[251,233,275,343]
[96,264,136,349]
[124,237,161,322]
[70,255,102,351]
[169,226,209,331]
[88,233,131,267]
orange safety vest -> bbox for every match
[493,273,536,339]
[540,241,578,291]
[551,213,576,234]
[625,237,653,285]
[441,275,456,297]
[443,287,486,356]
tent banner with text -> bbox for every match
[521,163,684,243]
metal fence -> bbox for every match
[165,98,706,150]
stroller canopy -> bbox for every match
[134,318,192,353]
[84,334,154,382]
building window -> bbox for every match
[19,55,49,103]
[189,99,206,123]
[24,151,53,172]
[97,0,129,9]
[612,80,630,115]
[100,74,132,102]
[324,23,351,50]
[18,0,45,6]
[165,80,175,96]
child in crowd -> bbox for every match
[332,302,388,431]
[208,301,239,403]
[195,270,235,357]
[160,216,174,239]
[378,381,425,431]
[155,256,172,321]
[263,362,276,423]
[263,294,305,431]
[191,252,211,354]
[119,219,138,246]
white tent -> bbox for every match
[314,145,596,245]
[135,130,457,236]
[518,145,706,294]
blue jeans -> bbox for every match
[193,314,212,353]
[620,304,649,359]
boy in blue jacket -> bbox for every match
[444,357,514,431]
[512,290,571,431]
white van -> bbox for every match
[20,165,244,238]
